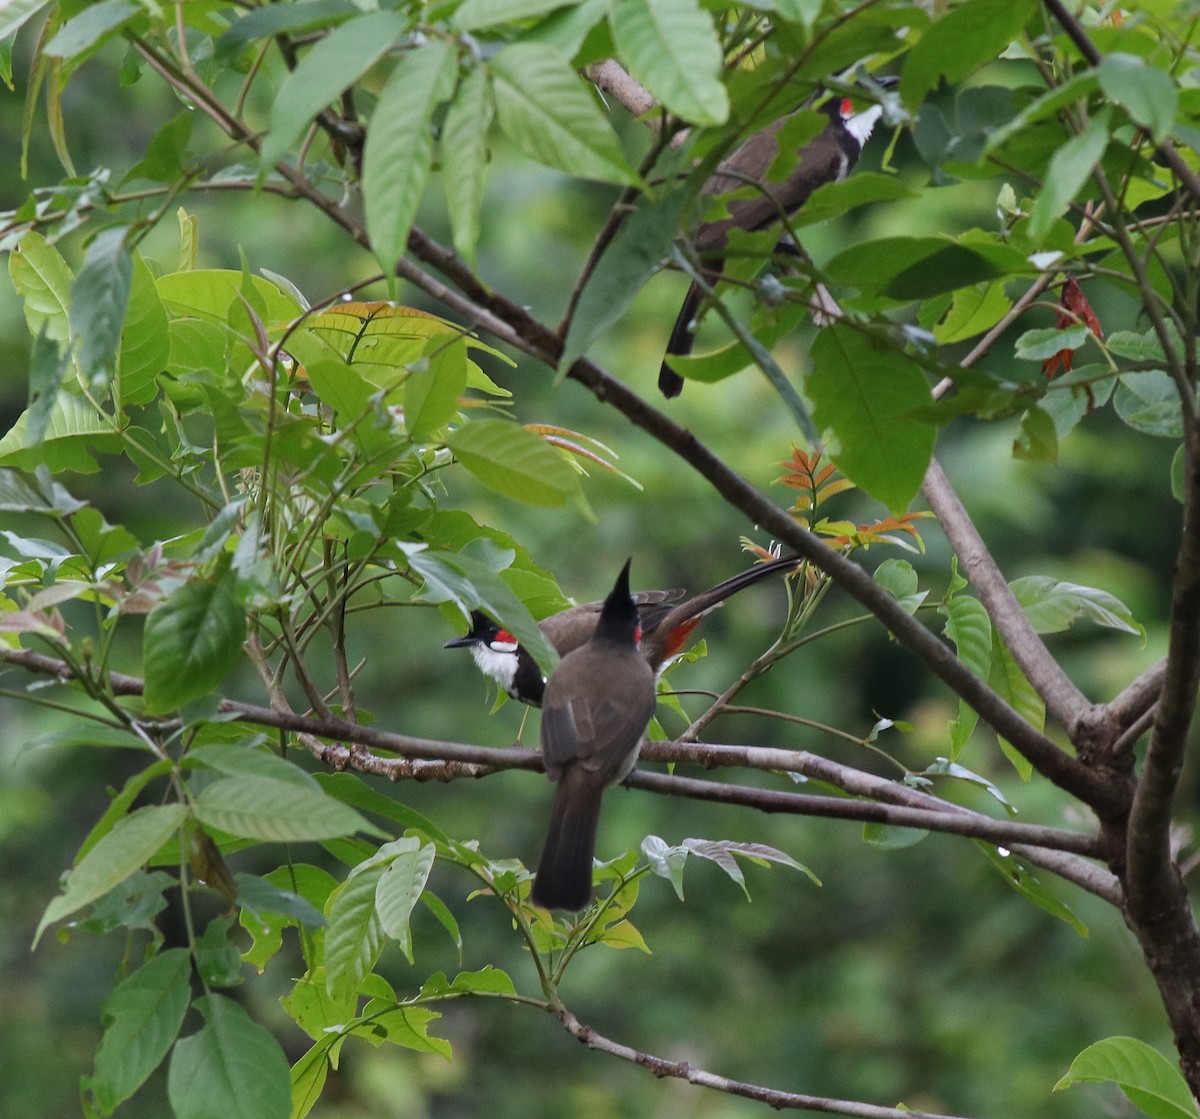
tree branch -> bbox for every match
[555,1005,978,1119]
[921,458,1092,732]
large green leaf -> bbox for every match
[168,995,291,1119]
[363,40,457,283]
[217,0,359,51]
[1098,54,1178,143]
[118,251,170,409]
[194,777,377,842]
[1054,1036,1199,1119]
[440,66,493,268]
[155,270,304,327]
[88,948,192,1115]
[375,837,436,963]
[0,393,124,473]
[324,862,387,1000]
[35,804,188,944]
[1010,575,1144,638]
[609,0,728,125]
[404,335,468,442]
[939,594,991,757]
[258,11,406,171]
[445,418,580,506]
[44,0,140,61]
[489,43,641,185]
[142,571,247,714]
[900,0,1036,105]
[807,325,935,513]
[454,0,571,30]
[70,225,133,384]
[1028,110,1110,243]
[1,0,54,40]
[9,230,73,343]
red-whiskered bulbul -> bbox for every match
[444,554,800,707]
[658,87,889,398]
[531,558,657,911]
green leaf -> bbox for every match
[441,66,493,268]
[793,172,918,228]
[124,111,193,185]
[454,0,570,29]
[195,778,377,842]
[142,571,247,714]
[155,269,304,326]
[446,418,580,506]
[932,281,1012,345]
[1055,1036,1198,1119]
[324,863,387,1000]
[862,822,928,849]
[26,328,69,447]
[939,594,991,757]
[0,467,84,514]
[1,0,54,40]
[71,226,133,385]
[609,0,728,125]
[561,187,690,372]
[976,842,1086,936]
[1028,110,1110,243]
[1115,371,1183,438]
[1014,325,1092,363]
[642,835,816,901]
[1010,575,1144,638]
[88,948,192,1115]
[988,632,1041,781]
[167,994,291,1119]
[807,325,936,513]
[44,0,139,60]
[217,0,359,51]
[35,803,188,945]
[404,334,468,442]
[364,40,457,283]
[1014,404,1057,462]
[489,43,641,185]
[900,0,1036,105]
[375,839,436,963]
[1098,54,1178,143]
[118,251,170,409]
[290,1042,332,1119]
[259,11,406,171]
[825,234,1030,300]
[9,230,73,343]
[0,393,124,473]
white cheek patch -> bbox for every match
[489,638,519,654]
[846,104,884,146]
[470,644,519,691]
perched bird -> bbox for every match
[659,86,889,398]
[531,559,657,911]
[444,554,799,706]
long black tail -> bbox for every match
[640,553,801,669]
[658,280,704,398]
[531,771,604,912]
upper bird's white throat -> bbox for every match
[470,642,520,694]
[846,104,884,146]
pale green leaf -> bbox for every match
[808,325,936,513]
[375,839,436,962]
[9,230,73,343]
[167,995,291,1119]
[35,804,188,944]
[142,572,246,714]
[489,43,640,185]
[89,948,191,1115]
[194,778,376,842]
[441,66,493,268]
[259,11,406,171]
[609,0,728,125]
[1055,1036,1198,1119]
[445,418,580,506]
[364,40,457,282]
[1028,110,1110,243]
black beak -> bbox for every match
[443,634,477,649]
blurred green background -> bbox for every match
[0,36,1184,1119]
